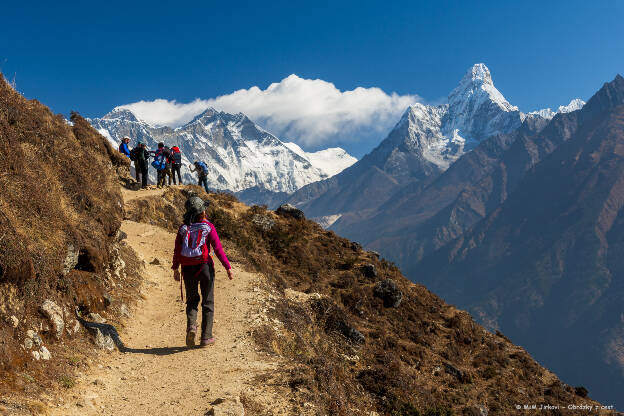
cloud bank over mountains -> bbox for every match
[117,74,420,148]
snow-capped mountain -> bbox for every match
[528,98,586,119]
[89,108,356,200]
[283,142,357,176]
[285,63,581,223]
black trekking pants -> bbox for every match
[182,263,215,339]
[172,164,182,184]
[134,161,141,182]
[198,175,209,193]
[139,164,148,188]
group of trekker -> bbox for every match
[120,137,231,348]
[118,137,210,192]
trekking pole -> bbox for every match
[180,274,184,301]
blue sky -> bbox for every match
[1,0,623,157]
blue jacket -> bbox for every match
[119,142,131,157]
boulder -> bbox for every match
[87,313,107,324]
[9,315,18,328]
[373,279,403,308]
[463,405,488,416]
[26,330,42,347]
[23,337,33,350]
[275,204,305,220]
[344,327,365,344]
[119,303,131,318]
[102,292,113,308]
[63,244,80,275]
[40,300,65,339]
[39,346,51,360]
[361,263,377,278]
[90,328,116,351]
[251,214,275,231]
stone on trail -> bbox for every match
[205,395,245,415]
[87,312,107,323]
[89,327,116,351]
[119,303,131,318]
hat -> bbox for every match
[184,196,209,216]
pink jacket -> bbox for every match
[171,220,231,270]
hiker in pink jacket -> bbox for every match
[172,196,233,347]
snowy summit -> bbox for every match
[89,108,357,200]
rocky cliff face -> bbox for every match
[89,108,356,205]
[414,75,624,409]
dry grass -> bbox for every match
[0,73,142,405]
[123,187,608,415]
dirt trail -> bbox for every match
[49,187,291,415]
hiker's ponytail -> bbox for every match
[183,211,195,226]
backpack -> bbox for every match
[129,147,140,161]
[178,221,212,266]
[163,146,172,160]
[172,150,182,165]
[197,161,208,175]
[152,149,168,170]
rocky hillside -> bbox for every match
[414,75,624,409]
[124,187,609,415]
[0,75,143,409]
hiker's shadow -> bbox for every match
[119,345,189,355]
[77,317,189,356]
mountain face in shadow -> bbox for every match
[343,99,584,268]
[414,75,624,408]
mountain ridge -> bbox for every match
[89,107,356,203]
[286,63,583,228]
[413,74,624,409]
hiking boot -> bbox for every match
[200,337,215,347]
[186,327,197,347]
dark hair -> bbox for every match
[158,142,164,148]
[183,211,197,226]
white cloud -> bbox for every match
[117,74,420,148]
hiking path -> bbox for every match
[48,187,292,416]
